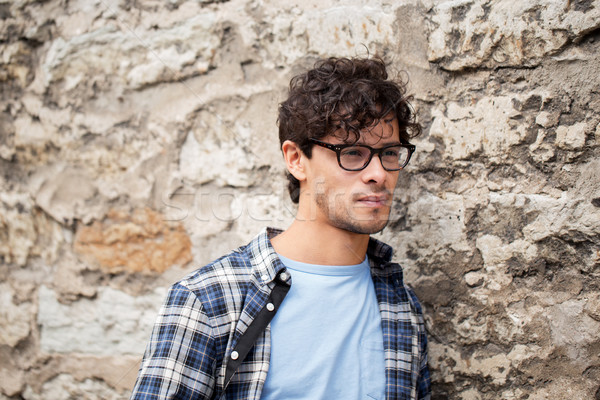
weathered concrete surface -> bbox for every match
[428,0,600,71]
[1,0,599,398]
[38,285,166,355]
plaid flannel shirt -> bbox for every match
[131,227,431,400]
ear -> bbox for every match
[281,140,307,182]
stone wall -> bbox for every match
[1,0,599,398]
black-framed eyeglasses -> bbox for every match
[309,138,415,171]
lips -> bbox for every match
[356,193,390,207]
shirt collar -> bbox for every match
[247,227,287,285]
[366,236,394,267]
[248,227,394,278]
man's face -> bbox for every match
[302,117,401,235]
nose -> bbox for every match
[360,154,387,184]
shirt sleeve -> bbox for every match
[130,282,217,400]
[405,284,431,400]
[417,325,431,400]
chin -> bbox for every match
[341,209,391,234]
[335,219,389,235]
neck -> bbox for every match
[271,218,370,265]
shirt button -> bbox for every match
[279,272,288,280]
[231,351,239,360]
[266,303,275,312]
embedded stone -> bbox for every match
[430,95,528,161]
[0,365,25,397]
[464,271,485,287]
[556,122,587,150]
[73,208,192,274]
[535,111,560,128]
[0,283,33,347]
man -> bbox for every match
[131,56,431,400]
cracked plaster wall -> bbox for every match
[1,0,599,399]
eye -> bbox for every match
[382,147,400,158]
[341,147,368,158]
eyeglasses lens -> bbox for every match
[339,145,408,170]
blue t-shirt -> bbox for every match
[260,254,386,400]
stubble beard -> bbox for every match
[315,190,393,235]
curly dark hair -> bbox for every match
[278,56,421,203]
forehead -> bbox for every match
[331,117,400,145]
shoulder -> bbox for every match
[155,246,254,332]
[367,237,426,316]
[173,242,254,304]
[166,228,279,316]
[181,245,254,291]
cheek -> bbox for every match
[333,176,358,198]
[388,172,400,187]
